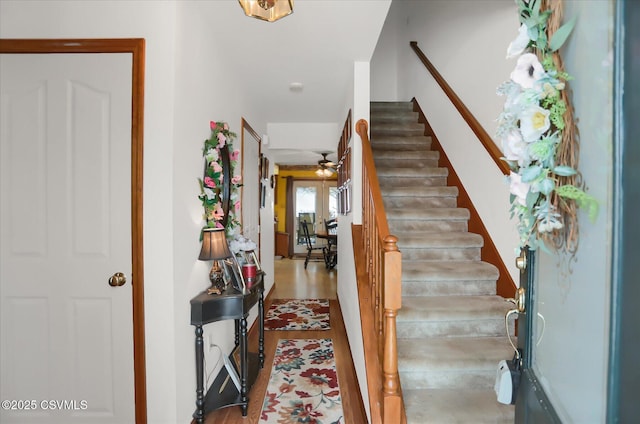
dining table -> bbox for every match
[315,231,337,270]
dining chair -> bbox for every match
[301,220,324,269]
[323,219,338,270]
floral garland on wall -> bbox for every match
[198,121,242,234]
[497,0,597,254]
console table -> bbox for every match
[190,272,264,423]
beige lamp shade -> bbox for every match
[198,228,232,261]
[238,0,294,22]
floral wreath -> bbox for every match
[497,0,597,254]
[198,121,242,234]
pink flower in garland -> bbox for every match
[234,201,241,212]
[231,175,242,184]
[199,121,241,233]
[203,176,216,188]
[217,132,226,147]
[212,205,224,221]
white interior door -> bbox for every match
[292,180,337,254]
[0,53,134,423]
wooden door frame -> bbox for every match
[0,38,147,424]
[286,178,337,256]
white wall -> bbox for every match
[371,1,401,102]
[532,1,613,421]
[0,1,180,422]
[371,0,520,283]
[334,61,371,422]
[172,2,276,420]
[267,123,339,152]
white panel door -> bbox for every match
[0,53,134,423]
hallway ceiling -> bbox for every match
[214,1,391,164]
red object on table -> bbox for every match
[242,263,257,280]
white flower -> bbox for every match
[519,105,551,142]
[205,148,219,163]
[203,187,216,200]
[537,218,563,233]
[507,24,530,58]
[510,53,545,89]
[502,130,530,167]
[509,172,531,206]
[229,234,257,254]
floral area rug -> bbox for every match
[265,299,330,331]
[260,338,343,423]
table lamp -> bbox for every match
[198,227,232,293]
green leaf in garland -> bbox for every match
[526,190,539,211]
[539,178,555,195]
[549,100,567,130]
[556,185,599,222]
[553,165,577,176]
[521,165,542,182]
[550,16,577,52]
[531,0,542,17]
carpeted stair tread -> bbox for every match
[371,135,431,146]
[402,260,499,282]
[371,101,414,111]
[370,111,420,123]
[373,149,437,160]
[395,231,484,248]
[371,124,424,137]
[389,218,468,233]
[381,186,457,197]
[397,336,516,390]
[397,337,514,371]
[397,295,510,322]
[377,166,447,178]
[403,389,514,424]
[387,207,469,221]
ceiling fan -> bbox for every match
[316,152,336,177]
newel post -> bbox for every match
[382,235,402,423]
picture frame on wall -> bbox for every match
[259,154,269,182]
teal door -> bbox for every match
[515,1,638,421]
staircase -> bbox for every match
[370,101,515,423]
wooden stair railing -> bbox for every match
[353,118,404,424]
[410,41,517,298]
[410,41,511,176]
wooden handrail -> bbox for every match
[355,119,405,424]
[410,41,511,176]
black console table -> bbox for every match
[190,272,265,423]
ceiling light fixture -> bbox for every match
[238,0,294,22]
[315,153,336,178]
[315,167,333,178]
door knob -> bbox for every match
[108,272,127,287]
[515,250,527,270]
[506,287,526,313]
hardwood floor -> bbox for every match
[202,258,367,424]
